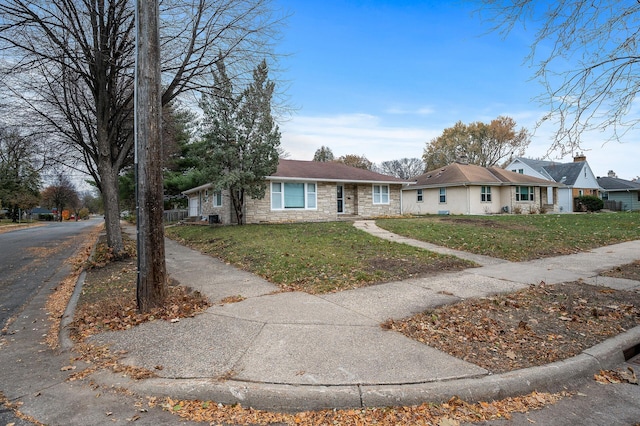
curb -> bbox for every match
[89,326,640,413]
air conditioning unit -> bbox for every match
[502,205,509,213]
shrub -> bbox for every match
[79,208,90,219]
[575,195,604,212]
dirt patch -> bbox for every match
[71,254,211,341]
[383,281,640,374]
[439,216,535,231]
[601,260,640,281]
[367,255,470,277]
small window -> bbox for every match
[271,182,282,209]
[481,186,492,202]
[306,183,317,209]
[204,189,209,202]
[439,188,446,203]
[516,186,534,201]
[417,189,423,202]
[213,191,222,207]
[373,185,389,204]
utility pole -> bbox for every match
[135,0,167,312]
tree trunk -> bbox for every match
[98,159,125,256]
[136,0,167,313]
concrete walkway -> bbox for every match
[87,221,640,412]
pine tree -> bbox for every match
[200,59,281,224]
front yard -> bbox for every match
[377,212,640,261]
[165,221,473,293]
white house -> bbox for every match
[505,155,601,212]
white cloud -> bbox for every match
[385,106,435,116]
[280,113,439,162]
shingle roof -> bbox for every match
[413,162,558,188]
[597,176,640,191]
[513,157,590,186]
[270,159,407,183]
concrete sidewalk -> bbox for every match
[88,221,640,412]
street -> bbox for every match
[0,219,100,328]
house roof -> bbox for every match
[597,176,640,192]
[513,156,591,186]
[31,207,52,214]
[412,162,559,188]
[182,159,407,195]
[268,159,407,184]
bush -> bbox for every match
[79,208,90,220]
[575,195,604,212]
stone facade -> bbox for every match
[244,181,404,224]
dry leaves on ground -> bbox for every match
[383,281,640,373]
[155,391,570,425]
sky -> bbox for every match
[273,0,639,180]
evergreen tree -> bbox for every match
[200,59,281,224]
[313,146,335,162]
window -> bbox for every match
[213,191,222,207]
[373,185,389,204]
[417,189,423,202]
[204,189,209,202]
[439,188,446,203]
[271,182,317,210]
[481,186,492,202]
[511,169,524,174]
[516,186,534,201]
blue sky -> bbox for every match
[274,0,639,180]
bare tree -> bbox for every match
[40,173,79,222]
[378,158,425,180]
[0,0,285,257]
[0,127,42,221]
[479,0,640,155]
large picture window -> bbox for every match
[271,182,317,210]
[516,186,534,201]
[481,186,491,202]
[373,185,389,204]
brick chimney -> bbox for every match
[573,153,586,162]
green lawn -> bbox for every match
[376,212,640,261]
[165,222,474,293]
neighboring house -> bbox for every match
[505,154,601,212]
[403,160,561,215]
[597,171,640,211]
[30,207,53,220]
[183,159,408,224]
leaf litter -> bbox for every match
[42,230,640,425]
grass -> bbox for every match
[0,218,37,226]
[165,221,474,293]
[376,212,640,261]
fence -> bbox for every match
[163,209,189,223]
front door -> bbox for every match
[337,185,344,214]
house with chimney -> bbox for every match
[505,154,601,213]
[597,170,640,211]
[402,160,561,215]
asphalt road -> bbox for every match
[0,218,102,330]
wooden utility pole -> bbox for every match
[136,0,167,312]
